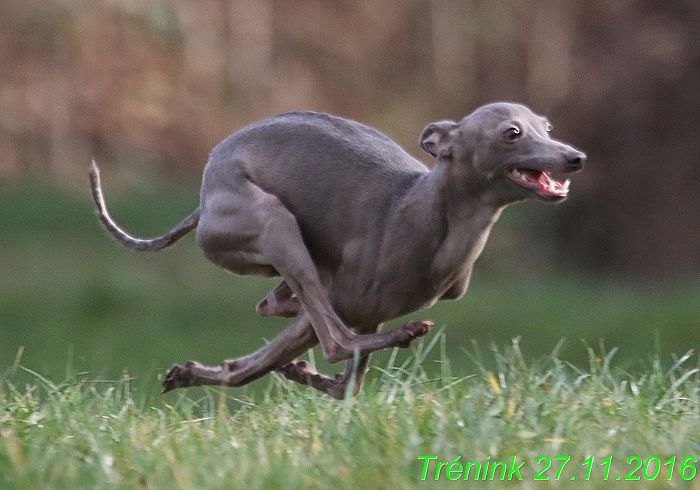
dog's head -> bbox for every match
[420,102,585,205]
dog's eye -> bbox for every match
[503,127,521,140]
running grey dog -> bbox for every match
[89,102,585,399]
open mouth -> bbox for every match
[508,168,570,198]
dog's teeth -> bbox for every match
[562,179,571,191]
[520,174,528,182]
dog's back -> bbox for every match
[201,111,429,268]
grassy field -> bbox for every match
[1,181,700,488]
[2,335,699,489]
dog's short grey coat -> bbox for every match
[90,102,585,399]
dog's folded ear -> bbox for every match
[419,121,457,159]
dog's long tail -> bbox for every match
[89,160,200,251]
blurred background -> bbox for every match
[1,0,699,395]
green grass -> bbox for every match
[1,335,699,489]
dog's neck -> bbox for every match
[400,161,506,294]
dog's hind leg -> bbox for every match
[197,172,431,366]
[277,353,372,399]
[162,314,318,393]
[276,323,382,399]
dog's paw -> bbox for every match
[256,295,301,318]
[394,320,433,348]
[277,360,317,384]
[162,361,200,393]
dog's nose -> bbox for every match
[566,150,586,170]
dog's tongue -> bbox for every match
[536,170,554,190]
[513,168,570,196]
